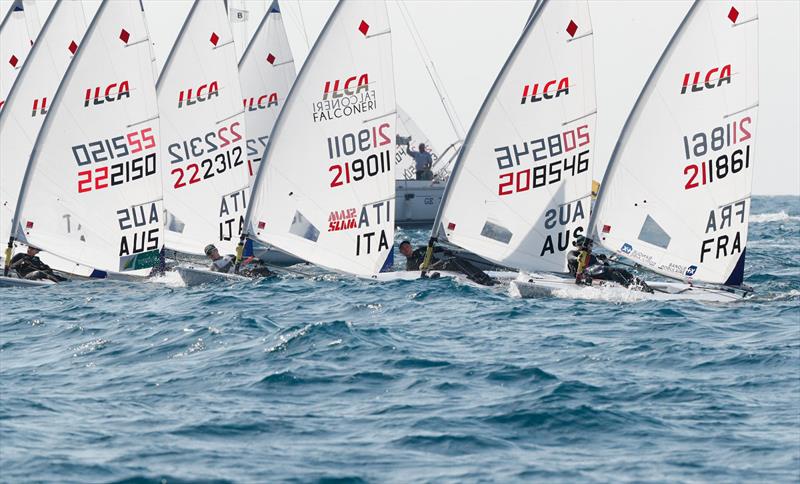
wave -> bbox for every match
[751,211,800,223]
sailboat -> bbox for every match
[378,0,593,286]
[0,0,40,110]
[0,0,90,285]
[156,0,251,283]
[512,0,758,301]
[2,0,163,286]
[239,0,396,278]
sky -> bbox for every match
[4,0,799,195]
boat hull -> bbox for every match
[511,273,747,302]
[174,267,250,286]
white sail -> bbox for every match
[239,0,295,185]
[433,0,596,274]
[0,0,40,109]
[590,1,758,286]
[245,0,396,276]
[157,0,249,256]
[228,0,269,61]
[1,0,87,256]
[11,0,162,276]
[395,105,441,181]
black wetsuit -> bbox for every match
[405,246,495,286]
[9,253,67,282]
[211,255,274,278]
[567,250,652,292]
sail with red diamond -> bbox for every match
[238,0,296,185]
[0,0,88,272]
[157,0,249,256]
[0,0,41,110]
[588,0,758,286]
[8,0,163,277]
[242,0,396,277]
[428,0,596,274]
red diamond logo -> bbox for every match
[68,40,77,54]
[119,28,130,44]
[728,6,739,23]
[25,221,33,229]
[210,32,219,46]
[358,20,369,36]
[266,53,276,65]
[8,55,18,68]
[447,222,456,231]
[566,20,578,37]
[257,221,266,229]
[602,224,611,234]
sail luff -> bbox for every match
[9,0,109,241]
[155,0,200,90]
[588,1,700,240]
[241,0,346,232]
[428,0,548,241]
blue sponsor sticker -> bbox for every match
[685,265,698,277]
[620,243,633,254]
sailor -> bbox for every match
[406,142,433,180]
[9,245,68,282]
[204,244,274,278]
[568,236,652,292]
[398,240,495,286]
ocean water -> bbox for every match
[1,195,798,483]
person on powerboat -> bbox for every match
[204,244,274,278]
[569,236,652,292]
[405,142,433,180]
[398,240,495,286]
[9,245,68,282]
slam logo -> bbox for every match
[84,81,130,107]
[177,81,219,108]
[685,265,698,277]
[328,208,358,232]
[243,93,278,111]
[520,77,569,104]
[681,65,731,94]
[620,243,633,254]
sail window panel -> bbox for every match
[480,220,513,244]
[637,214,671,250]
[289,211,319,242]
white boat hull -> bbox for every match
[174,267,250,286]
[0,276,56,287]
[510,273,748,302]
[368,270,518,287]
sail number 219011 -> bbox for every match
[327,123,392,188]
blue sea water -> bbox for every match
[1,195,799,483]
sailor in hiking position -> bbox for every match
[398,240,495,286]
[204,244,274,278]
[9,245,68,282]
[405,142,433,180]
[570,236,652,292]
